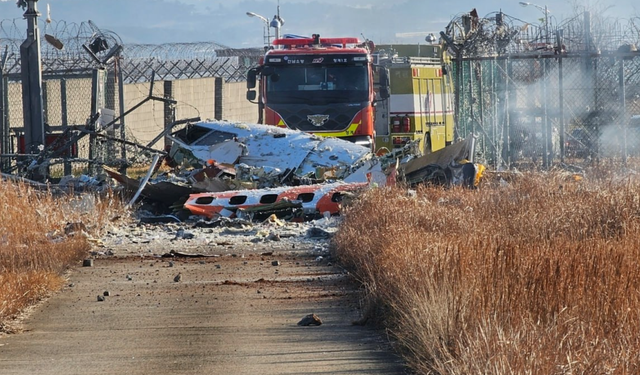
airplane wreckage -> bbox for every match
[119,121,483,221]
[10,120,484,222]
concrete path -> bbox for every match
[0,248,407,375]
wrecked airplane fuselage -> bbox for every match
[184,181,367,221]
[167,121,372,183]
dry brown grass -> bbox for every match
[333,165,640,374]
[0,179,127,328]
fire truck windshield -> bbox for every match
[264,65,369,104]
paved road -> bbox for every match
[0,247,407,375]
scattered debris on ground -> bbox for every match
[298,313,323,326]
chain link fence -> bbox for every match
[1,70,124,176]
[442,7,640,170]
[1,19,262,177]
[454,53,640,169]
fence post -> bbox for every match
[504,58,512,168]
[619,57,627,164]
[452,58,462,141]
[582,11,598,159]
[89,68,106,175]
[89,70,97,175]
[491,59,497,166]
[0,69,8,172]
[558,55,565,162]
[117,63,126,174]
[468,61,475,140]
[478,60,486,157]
[42,80,48,128]
[507,58,518,167]
[214,77,223,121]
[105,70,117,163]
[453,56,462,141]
[592,58,599,158]
[60,78,71,175]
[164,80,175,150]
[498,58,509,169]
[543,57,551,169]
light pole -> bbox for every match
[246,11,270,47]
[519,2,549,45]
[18,0,46,156]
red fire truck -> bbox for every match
[246,34,389,150]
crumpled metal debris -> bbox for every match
[167,120,371,183]
[104,120,484,221]
[106,120,377,208]
[400,134,484,188]
[103,158,234,205]
[298,313,323,326]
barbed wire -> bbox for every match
[442,9,640,58]
[0,18,262,81]
[122,42,260,61]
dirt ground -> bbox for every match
[0,222,407,375]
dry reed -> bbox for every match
[333,168,640,374]
[0,179,126,327]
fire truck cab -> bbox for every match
[246,34,389,151]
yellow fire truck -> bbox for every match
[373,44,455,154]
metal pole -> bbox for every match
[89,69,99,175]
[126,153,160,208]
[106,69,117,163]
[266,22,271,46]
[505,58,512,167]
[620,57,627,165]
[543,58,550,168]
[491,59,497,166]
[498,58,508,169]
[0,47,9,172]
[593,58,599,159]
[275,2,282,40]
[0,67,8,172]
[163,80,175,151]
[478,61,485,143]
[41,80,48,126]
[20,0,45,155]
[60,78,71,175]
[584,11,591,52]
[454,54,462,141]
[117,60,127,174]
[558,53,565,162]
[469,61,475,138]
[545,5,549,46]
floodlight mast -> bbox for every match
[520,1,550,45]
[20,0,46,157]
[246,11,271,47]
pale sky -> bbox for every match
[0,0,637,47]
